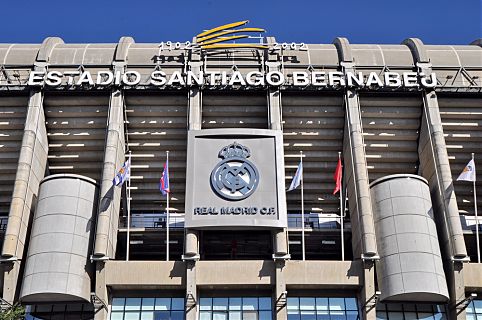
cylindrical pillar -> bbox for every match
[370,174,449,303]
[185,229,199,256]
[274,229,288,256]
[20,174,98,303]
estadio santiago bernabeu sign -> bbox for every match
[184,129,287,229]
[26,69,438,89]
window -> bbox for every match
[287,297,359,320]
[467,300,482,320]
[199,297,272,320]
[376,303,447,320]
[111,297,185,320]
[25,304,94,319]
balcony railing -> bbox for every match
[0,217,7,232]
[119,214,185,229]
[119,213,350,231]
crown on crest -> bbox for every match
[219,142,251,159]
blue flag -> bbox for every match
[288,161,302,191]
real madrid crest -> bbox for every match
[211,142,259,201]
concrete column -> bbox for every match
[418,90,467,258]
[185,230,199,257]
[184,47,203,320]
[188,48,202,131]
[446,262,466,319]
[274,229,288,256]
[274,260,287,320]
[93,88,125,258]
[94,262,109,320]
[358,261,376,320]
[403,38,467,260]
[93,37,133,258]
[185,261,197,320]
[1,37,62,304]
[334,38,378,259]
[266,37,282,131]
[404,37,468,318]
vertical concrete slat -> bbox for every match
[404,37,468,319]
[1,37,63,304]
[93,37,133,258]
[93,36,134,319]
[266,36,289,320]
[274,260,287,320]
[334,38,378,259]
[334,37,377,320]
[93,90,125,258]
[184,46,202,320]
[403,38,467,259]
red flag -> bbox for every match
[333,157,342,195]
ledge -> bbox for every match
[464,263,482,290]
[105,261,185,288]
[285,260,363,289]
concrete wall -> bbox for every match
[20,174,98,303]
[104,260,361,290]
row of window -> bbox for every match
[467,300,482,320]
[108,298,481,320]
[376,303,447,320]
[199,298,272,320]
[111,298,185,320]
[287,297,359,320]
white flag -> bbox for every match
[457,159,476,182]
[113,159,131,186]
[288,161,303,191]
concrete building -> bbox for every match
[0,36,481,320]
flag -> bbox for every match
[160,159,170,195]
[333,157,342,195]
[457,159,476,182]
[113,159,131,186]
[288,161,303,191]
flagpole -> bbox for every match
[166,150,170,262]
[126,151,131,261]
[339,152,344,262]
[300,150,305,261]
[473,153,480,263]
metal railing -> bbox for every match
[0,217,7,232]
[287,216,349,230]
[119,214,350,231]
[120,215,185,229]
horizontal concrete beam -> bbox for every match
[105,261,185,288]
[284,260,362,289]
[197,260,274,287]
[104,260,363,290]
[463,263,482,291]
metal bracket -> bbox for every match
[90,255,110,263]
[363,291,381,309]
[182,254,200,262]
[361,254,380,262]
[272,254,291,261]
[91,293,108,311]
[0,256,19,263]
[0,298,13,311]
[456,292,477,310]
[276,291,287,308]
[452,255,470,263]
[186,292,197,308]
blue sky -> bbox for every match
[2,0,481,45]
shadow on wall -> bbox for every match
[99,185,114,212]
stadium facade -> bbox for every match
[0,35,481,320]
